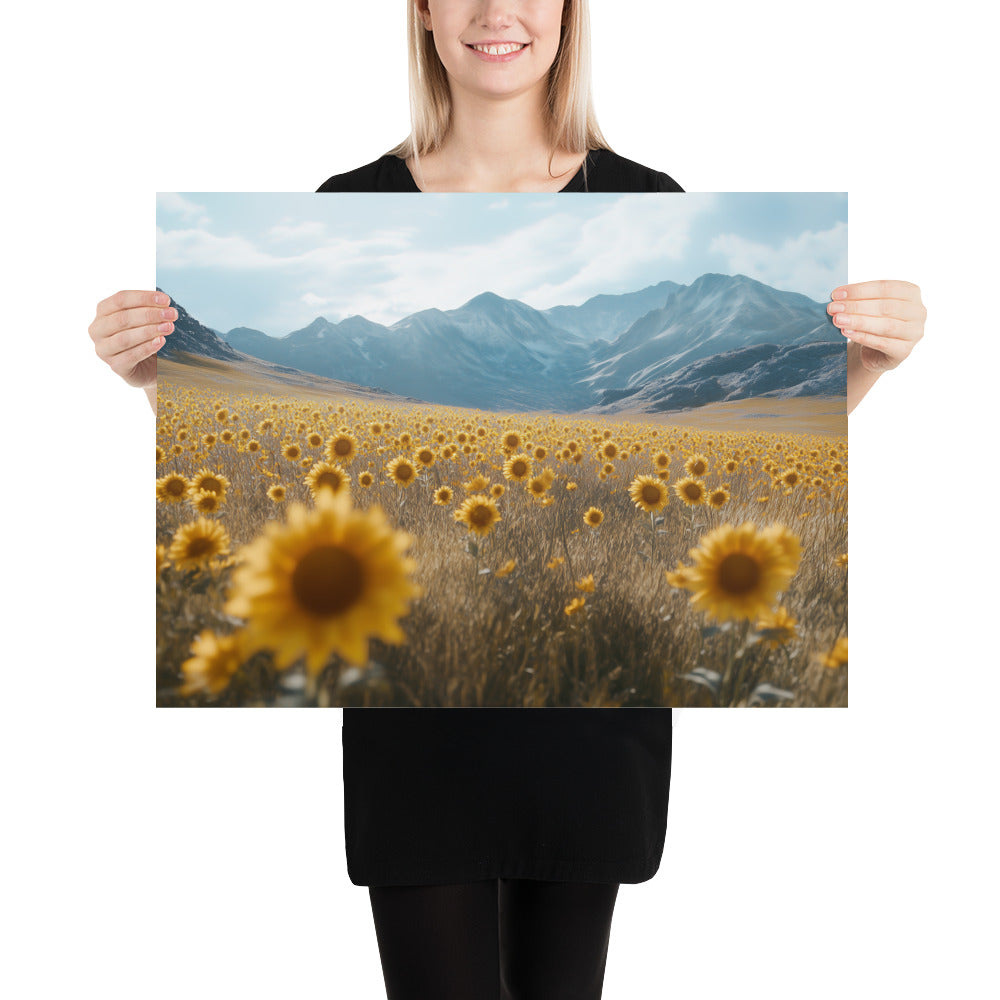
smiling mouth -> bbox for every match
[466,42,529,56]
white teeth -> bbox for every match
[471,43,526,55]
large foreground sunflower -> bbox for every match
[680,521,802,622]
[223,490,421,674]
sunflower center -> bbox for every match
[469,504,493,527]
[186,536,216,558]
[641,484,661,504]
[683,484,701,500]
[334,440,351,456]
[292,545,364,616]
[718,553,761,595]
[168,479,185,496]
[396,464,413,481]
[201,477,222,493]
[317,472,343,490]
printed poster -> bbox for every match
[156,193,848,708]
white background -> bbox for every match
[3,2,997,998]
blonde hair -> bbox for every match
[386,0,612,187]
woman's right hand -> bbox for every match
[89,289,176,389]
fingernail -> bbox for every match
[833,289,847,300]
[829,302,845,313]
[154,292,167,305]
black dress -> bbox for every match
[317,148,682,887]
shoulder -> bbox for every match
[315,155,413,193]
[585,148,684,193]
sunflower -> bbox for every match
[680,522,801,623]
[223,489,420,674]
[167,518,231,571]
[685,454,709,477]
[156,544,168,578]
[564,596,586,616]
[189,489,222,515]
[664,560,694,589]
[491,483,505,498]
[386,456,418,488]
[453,494,502,537]
[759,523,803,567]
[267,484,287,503]
[501,431,523,453]
[326,433,358,464]
[305,461,352,500]
[707,486,730,509]
[546,556,565,570]
[155,445,165,464]
[566,482,578,491]
[526,475,550,499]
[463,473,490,493]
[358,471,374,489]
[179,630,244,696]
[503,453,532,482]
[583,507,604,527]
[247,439,261,453]
[575,574,595,592]
[433,485,454,506]
[156,473,190,504]
[628,475,669,513]
[653,451,670,470]
[834,552,848,568]
[777,468,801,489]
[754,606,798,649]
[496,559,517,578]
[600,441,620,461]
[673,477,707,507]
[414,446,436,468]
[823,636,848,668]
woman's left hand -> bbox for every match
[827,279,926,372]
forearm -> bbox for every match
[144,382,156,416]
[846,340,882,415]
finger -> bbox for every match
[94,319,173,362]
[832,312,917,340]
[94,289,171,320]
[91,304,177,345]
[839,326,906,356]
[830,279,919,302]
[107,334,165,378]
[828,297,925,321]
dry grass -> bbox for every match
[157,364,847,708]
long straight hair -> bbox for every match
[385,0,613,188]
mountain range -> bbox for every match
[157,273,845,413]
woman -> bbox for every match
[91,2,925,997]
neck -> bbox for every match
[437,80,555,181]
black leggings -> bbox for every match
[368,878,620,1000]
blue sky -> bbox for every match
[156,192,846,336]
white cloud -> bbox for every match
[155,193,210,226]
[708,221,847,302]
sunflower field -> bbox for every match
[156,380,847,708]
